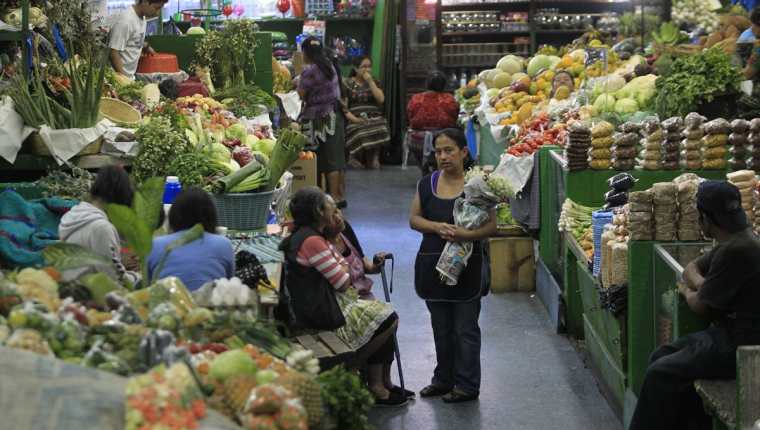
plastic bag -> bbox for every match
[615,132,639,147]
[732,119,751,134]
[620,122,641,134]
[607,173,637,191]
[685,112,707,130]
[276,398,308,430]
[245,384,289,415]
[729,133,749,146]
[750,118,760,133]
[662,116,684,132]
[703,118,730,135]
[591,121,614,138]
[137,329,183,369]
[5,328,52,356]
[604,190,629,207]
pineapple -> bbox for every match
[277,371,324,427]
[223,375,259,413]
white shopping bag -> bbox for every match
[493,152,535,194]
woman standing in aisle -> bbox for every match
[409,128,496,403]
[297,37,347,208]
[343,56,391,170]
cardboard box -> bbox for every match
[288,156,317,193]
[489,237,535,293]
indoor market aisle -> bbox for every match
[343,166,622,430]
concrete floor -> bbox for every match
[341,166,622,430]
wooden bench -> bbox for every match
[291,331,356,370]
[695,346,760,430]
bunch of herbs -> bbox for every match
[653,47,742,118]
[195,19,260,90]
[132,116,190,184]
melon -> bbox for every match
[496,55,523,75]
[510,72,528,84]
[492,72,512,89]
[186,26,206,35]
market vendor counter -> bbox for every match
[537,146,726,338]
[564,235,713,418]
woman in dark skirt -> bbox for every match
[297,37,346,207]
[409,128,496,403]
[343,56,391,170]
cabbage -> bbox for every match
[211,142,231,161]
[527,55,553,77]
[209,350,258,382]
[245,134,259,149]
[594,94,617,113]
[615,98,639,114]
[616,74,658,100]
[569,49,586,63]
[593,75,626,98]
[225,123,248,141]
[486,88,500,98]
[186,26,206,35]
[254,138,276,157]
[497,55,523,74]
[547,56,562,70]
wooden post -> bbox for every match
[737,346,760,430]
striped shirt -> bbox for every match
[297,235,350,289]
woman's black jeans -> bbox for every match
[426,299,482,395]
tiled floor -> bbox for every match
[342,166,621,430]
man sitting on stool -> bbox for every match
[630,180,760,430]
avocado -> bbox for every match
[463,88,479,99]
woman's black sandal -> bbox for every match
[390,385,416,399]
[442,388,479,403]
[419,384,452,398]
[374,390,409,407]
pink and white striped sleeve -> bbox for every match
[297,236,350,290]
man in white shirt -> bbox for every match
[108,0,167,79]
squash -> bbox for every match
[141,84,160,109]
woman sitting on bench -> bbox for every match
[280,186,409,407]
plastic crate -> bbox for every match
[212,190,275,231]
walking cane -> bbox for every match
[377,253,405,391]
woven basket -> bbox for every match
[26,132,103,156]
[99,97,142,126]
[212,190,275,231]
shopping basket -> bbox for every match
[212,190,275,231]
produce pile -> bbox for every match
[505,112,567,157]
[565,122,591,171]
[558,198,597,261]
[0,263,374,430]
[590,121,614,170]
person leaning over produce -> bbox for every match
[59,165,139,284]
[409,128,496,403]
[108,0,167,79]
[742,7,760,80]
[147,188,234,291]
[279,187,408,407]
[343,56,391,170]
[630,180,760,430]
[297,37,347,209]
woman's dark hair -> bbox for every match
[435,128,475,170]
[326,48,346,99]
[301,37,335,81]
[168,188,218,233]
[348,55,371,77]
[427,70,447,92]
[91,165,134,206]
[288,186,329,229]
[751,7,760,26]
